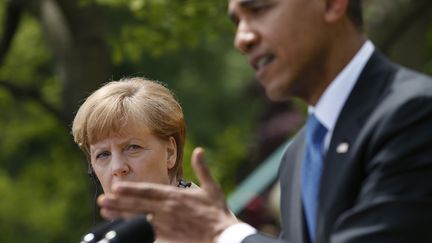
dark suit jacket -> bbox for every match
[244,51,432,243]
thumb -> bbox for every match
[191,147,223,197]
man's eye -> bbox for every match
[250,5,268,14]
[250,6,262,13]
[96,151,110,159]
[249,3,272,15]
[229,14,240,27]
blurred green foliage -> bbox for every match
[0,0,261,242]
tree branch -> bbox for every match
[0,80,67,124]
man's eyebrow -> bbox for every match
[238,0,266,8]
[228,0,266,23]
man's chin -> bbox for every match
[265,86,290,101]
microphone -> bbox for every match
[97,215,154,243]
[80,219,124,243]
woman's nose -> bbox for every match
[111,156,130,177]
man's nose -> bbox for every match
[234,21,258,54]
[111,155,130,177]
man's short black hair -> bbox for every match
[347,0,363,29]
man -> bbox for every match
[97,0,432,242]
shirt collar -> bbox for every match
[312,40,374,133]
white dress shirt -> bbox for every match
[217,40,375,243]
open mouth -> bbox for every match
[256,54,274,69]
[252,54,275,80]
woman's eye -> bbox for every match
[126,144,142,151]
[96,151,110,159]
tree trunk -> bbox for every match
[365,0,432,70]
[27,0,112,124]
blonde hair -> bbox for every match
[72,77,185,181]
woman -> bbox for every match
[72,77,190,195]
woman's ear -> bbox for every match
[166,136,177,169]
[324,0,349,23]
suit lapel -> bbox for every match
[316,51,398,240]
[279,128,309,243]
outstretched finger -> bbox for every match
[191,147,222,196]
[97,193,160,217]
[112,181,175,199]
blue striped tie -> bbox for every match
[302,114,328,243]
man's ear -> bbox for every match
[324,0,348,23]
[166,136,177,169]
